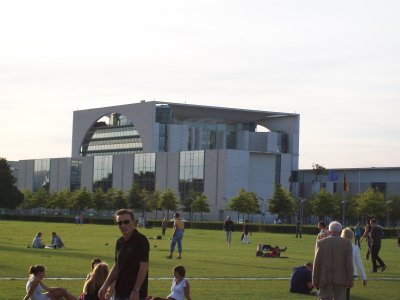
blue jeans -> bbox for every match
[170,229,184,253]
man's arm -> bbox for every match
[98,263,118,300]
[130,261,149,300]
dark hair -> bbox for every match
[318,221,326,227]
[28,265,45,275]
[91,258,102,270]
[370,218,377,224]
[174,213,180,218]
[305,262,313,268]
[173,265,186,277]
[115,209,134,221]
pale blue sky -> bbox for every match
[1,0,399,169]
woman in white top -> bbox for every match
[150,265,191,300]
[23,265,77,300]
[341,227,367,300]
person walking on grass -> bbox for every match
[370,218,386,273]
[166,213,185,259]
[313,221,354,300]
[223,216,234,246]
[99,209,149,300]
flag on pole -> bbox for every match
[328,170,339,181]
[343,174,350,192]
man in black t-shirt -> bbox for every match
[370,218,386,272]
[99,209,150,300]
[290,263,314,294]
[223,216,234,246]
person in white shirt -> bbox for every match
[341,227,367,300]
[148,265,191,300]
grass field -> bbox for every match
[0,220,399,299]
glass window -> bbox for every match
[33,159,51,192]
[93,155,113,191]
[134,153,156,192]
[70,159,82,191]
[80,113,143,157]
[179,151,204,200]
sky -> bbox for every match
[1,0,399,169]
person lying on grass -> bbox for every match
[256,243,287,257]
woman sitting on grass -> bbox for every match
[148,265,191,300]
[81,262,110,300]
[23,265,77,300]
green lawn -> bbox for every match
[0,220,399,299]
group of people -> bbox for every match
[25,209,191,300]
[289,219,387,300]
[31,232,64,249]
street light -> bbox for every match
[258,197,266,224]
[341,200,346,226]
[386,200,392,228]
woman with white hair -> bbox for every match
[341,227,367,300]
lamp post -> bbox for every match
[386,200,392,228]
[341,200,346,226]
[258,197,266,224]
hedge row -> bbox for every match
[1,214,398,237]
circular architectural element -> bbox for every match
[80,113,143,156]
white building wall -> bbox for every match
[81,156,94,190]
[17,160,34,191]
[71,101,158,157]
[113,154,134,192]
[167,124,189,152]
[225,150,249,197]
[49,158,70,193]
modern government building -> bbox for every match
[10,101,400,222]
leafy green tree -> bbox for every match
[312,163,328,181]
[268,183,297,221]
[0,158,24,209]
[93,188,107,210]
[127,183,145,212]
[20,189,35,209]
[70,188,92,213]
[386,194,400,226]
[228,189,260,221]
[355,188,387,219]
[33,188,50,209]
[114,190,128,210]
[180,189,197,214]
[145,189,162,219]
[191,193,210,221]
[309,188,340,220]
[159,188,178,218]
[48,189,71,210]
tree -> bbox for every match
[268,183,297,221]
[159,189,178,218]
[228,189,260,221]
[355,188,387,219]
[180,189,197,215]
[386,194,400,226]
[92,188,108,210]
[0,158,24,209]
[145,189,162,219]
[127,183,145,212]
[114,190,128,210]
[312,163,327,182]
[191,193,210,221]
[48,189,71,210]
[309,188,340,221]
[70,188,92,213]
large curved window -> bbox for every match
[80,113,143,156]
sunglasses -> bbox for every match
[116,220,131,226]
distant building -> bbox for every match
[14,101,300,221]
